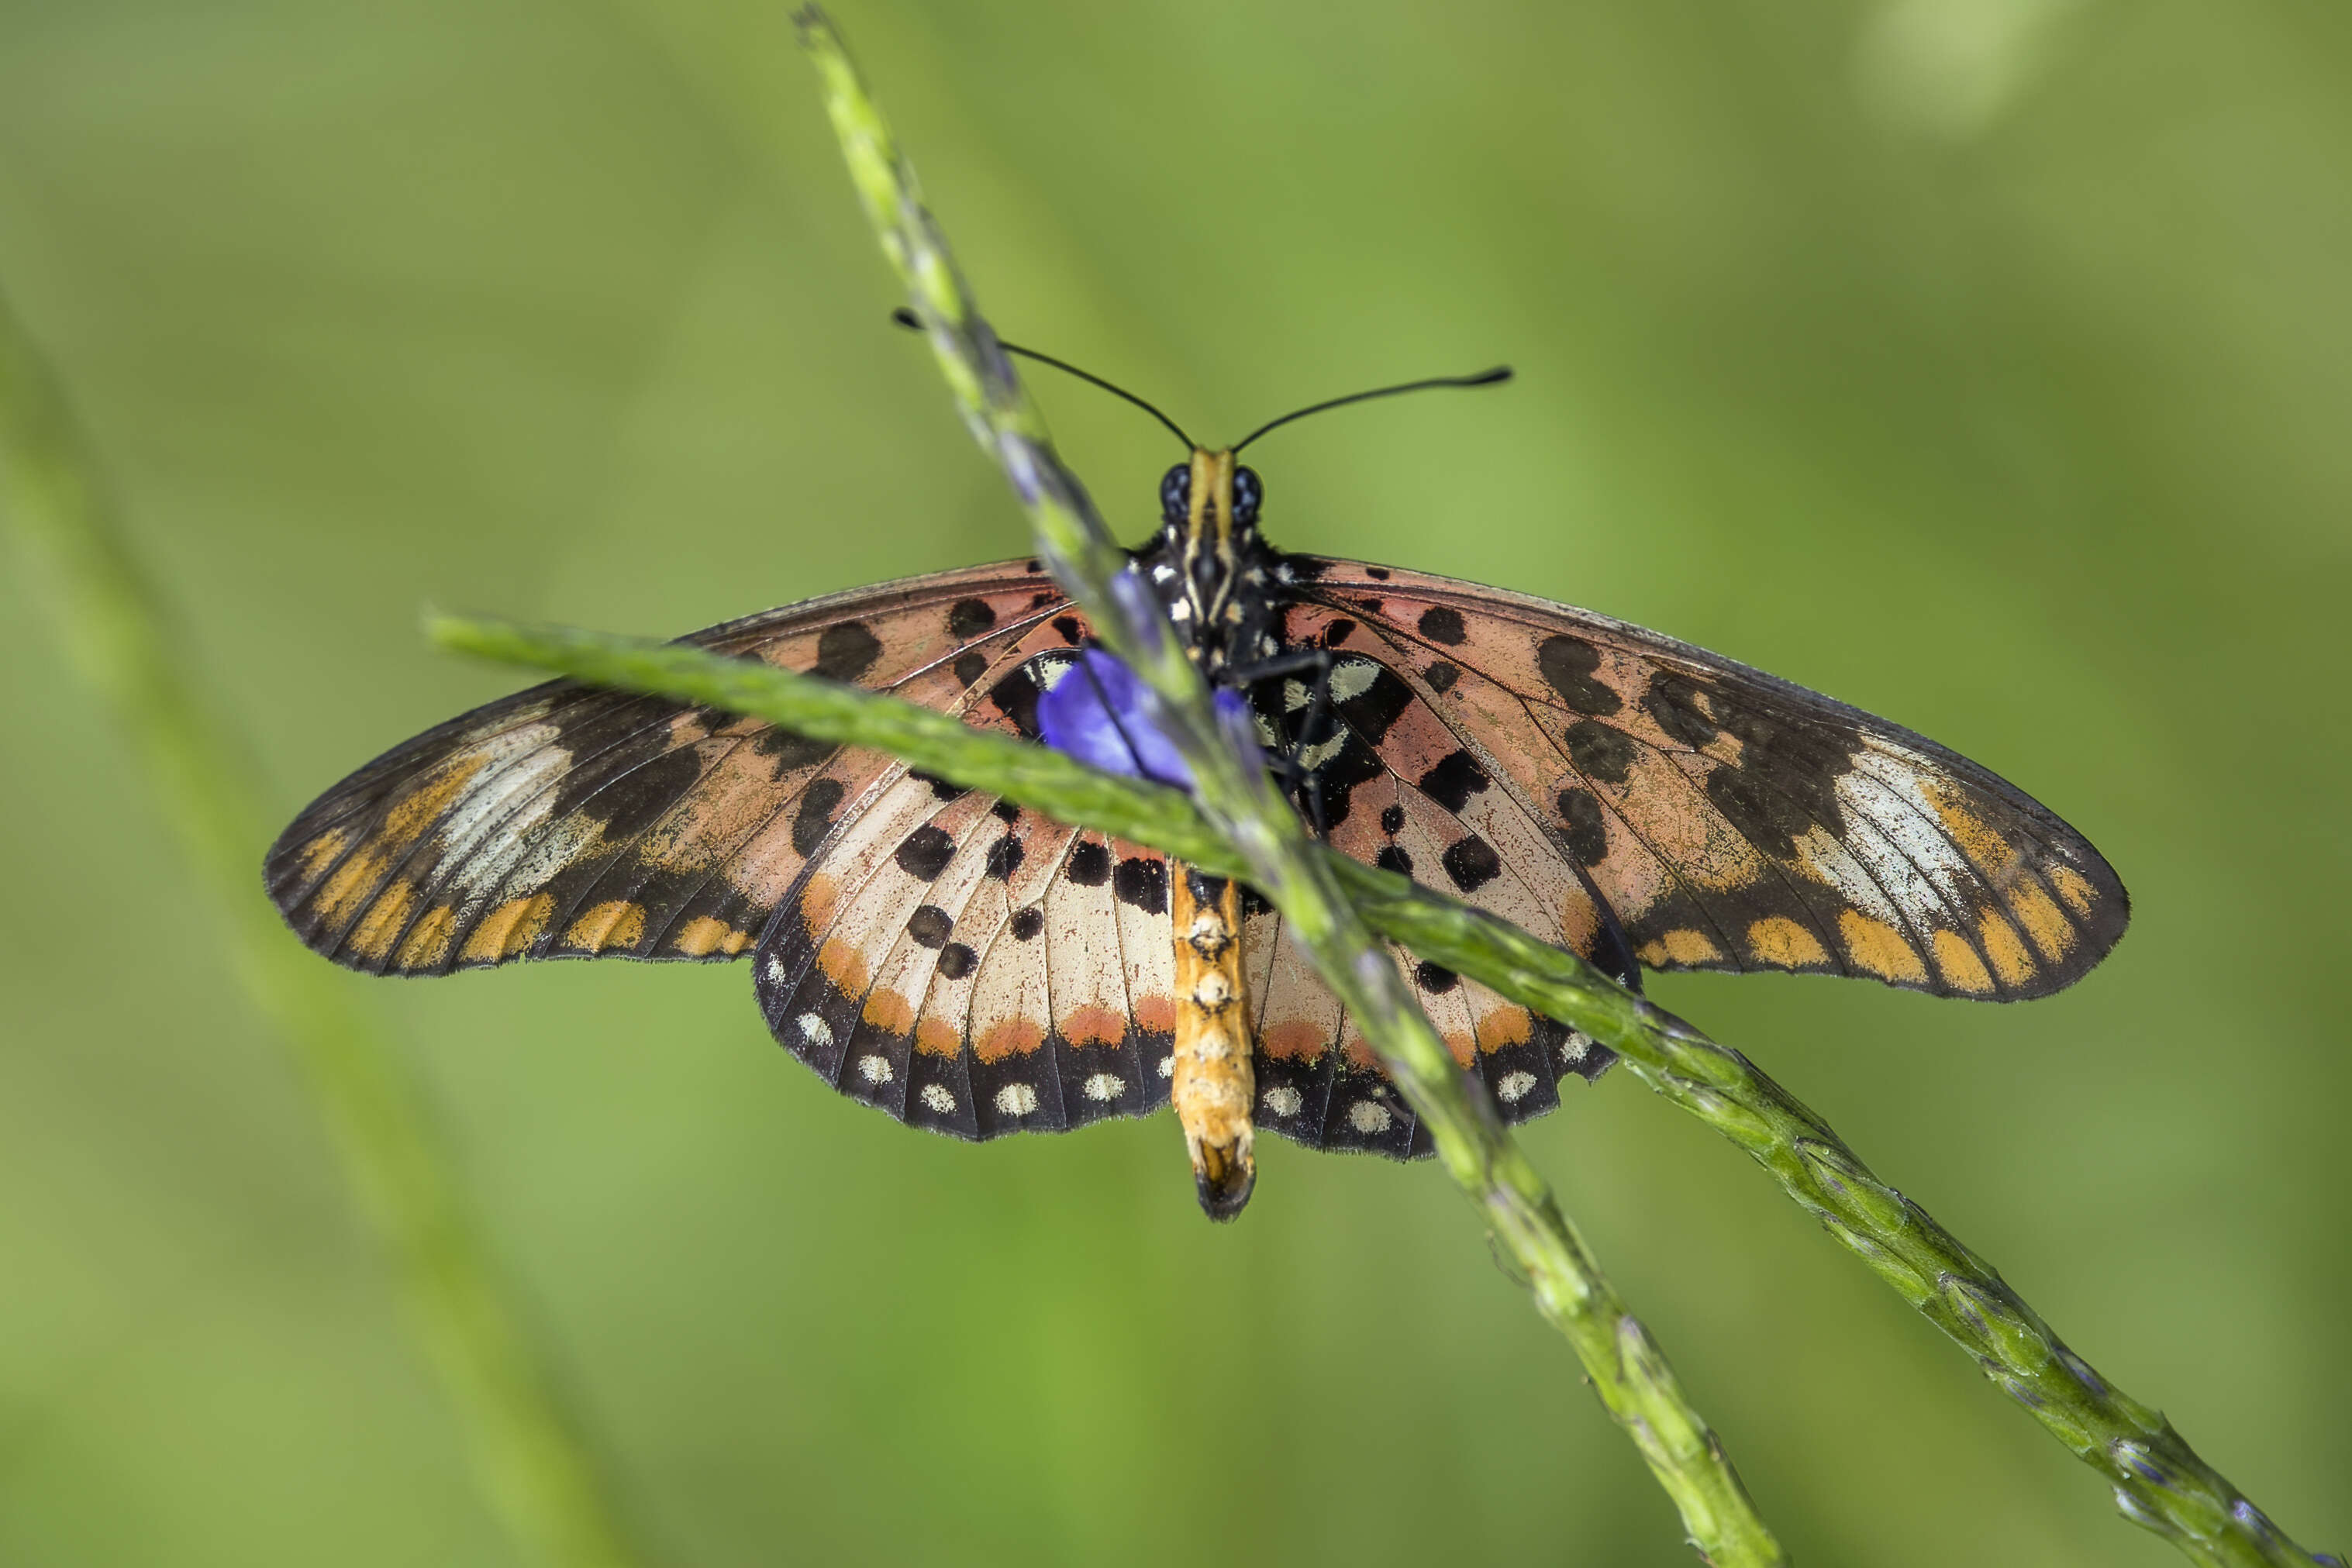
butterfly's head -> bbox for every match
[1145,448,1281,676]
[1158,453,1263,536]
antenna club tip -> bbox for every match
[889,306,922,329]
[1474,365,1513,385]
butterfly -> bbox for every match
[265,340,2129,1221]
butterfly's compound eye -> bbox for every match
[1160,464,1192,526]
[1232,466,1264,527]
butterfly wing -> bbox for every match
[1281,557,2130,1001]
[265,559,1074,974]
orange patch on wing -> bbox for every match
[1925,779,2014,877]
[1133,994,1177,1034]
[1838,910,1929,984]
[564,900,646,952]
[798,873,841,939]
[1059,1006,1126,1047]
[460,893,556,963]
[862,989,915,1036]
[347,880,419,963]
[1978,911,2034,986]
[1443,1031,1477,1069]
[671,915,749,956]
[1475,1006,1533,1053]
[1261,1018,1329,1060]
[1747,915,1828,968]
[312,846,391,924]
[2009,878,2076,961]
[296,828,350,879]
[818,937,871,995]
[915,1018,964,1058]
[1640,928,1723,967]
[1930,929,1995,995]
[395,905,457,970]
[2047,863,2098,918]
[975,1018,1045,1063]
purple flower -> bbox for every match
[1036,649,1256,790]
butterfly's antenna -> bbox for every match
[1231,366,1512,454]
[891,308,1194,450]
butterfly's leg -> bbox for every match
[1219,650,1338,835]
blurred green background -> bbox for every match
[2,0,2346,1563]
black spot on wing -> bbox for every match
[895,824,957,880]
[906,905,952,947]
[985,834,1026,880]
[1323,618,1357,647]
[1556,787,1609,865]
[1112,856,1167,913]
[586,746,705,840]
[1537,635,1622,716]
[1375,844,1413,877]
[1440,834,1502,893]
[947,598,997,638]
[1066,838,1111,886]
[1645,672,1720,749]
[1562,719,1636,785]
[1423,660,1459,694]
[951,650,990,688]
[1416,606,1467,645]
[1413,960,1458,994]
[810,622,883,683]
[1379,805,1405,835]
[791,777,847,856]
[1416,749,1490,814]
[936,942,978,979]
[1009,905,1044,941]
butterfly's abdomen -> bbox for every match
[1171,867,1255,1220]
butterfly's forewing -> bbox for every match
[1286,559,2129,1000]
[265,560,1073,974]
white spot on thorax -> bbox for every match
[1497,1070,1539,1103]
[1261,1085,1304,1118]
[1081,1072,1123,1102]
[798,1013,834,1049]
[857,1053,893,1084]
[1347,1100,1394,1135]
[994,1082,1040,1116]
[1150,563,1178,584]
[919,1083,957,1114]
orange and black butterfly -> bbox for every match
[267,334,2128,1219]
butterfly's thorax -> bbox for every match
[1139,447,1284,681]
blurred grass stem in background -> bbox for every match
[0,292,647,1566]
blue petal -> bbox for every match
[1036,650,1260,791]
